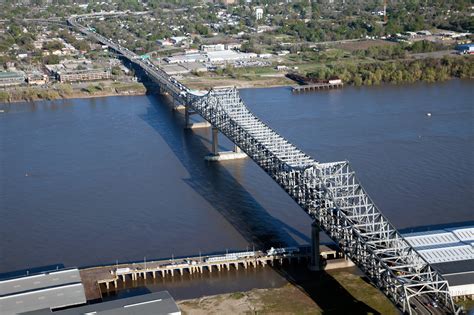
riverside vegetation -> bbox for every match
[307,57,474,86]
[0,82,146,103]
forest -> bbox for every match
[306,56,474,86]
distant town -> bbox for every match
[0,0,472,102]
[1,1,474,314]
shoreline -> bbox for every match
[1,76,471,106]
[0,89,147,105]
[0,81,148,105]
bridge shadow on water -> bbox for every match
[139,93,306,249]
[136,77,380,313]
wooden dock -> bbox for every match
[292,82,343,93]
[78,247,352,301]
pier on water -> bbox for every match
[80,244,354,301]
[292,82,343,93]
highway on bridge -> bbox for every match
[66,14,459,315]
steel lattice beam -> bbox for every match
[68,18,458,314]
[186,88,457,314]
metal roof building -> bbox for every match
[404,226,474,264]
[404,226,474,299]
[22,291,181,315]
[0,268,86,315]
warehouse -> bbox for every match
[0,71,25,87]
[404,226,474,301]
[22,291,181,315]
[0,268,87,315]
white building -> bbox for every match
[255,7,263,20]
[201,44,226,52]
[170,36,187,45]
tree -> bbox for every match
[43,55,60,65]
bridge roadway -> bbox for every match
[68,16,458,315]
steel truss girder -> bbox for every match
[68,20,456,313]
[185,88,457,314]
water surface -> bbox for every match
[1,80,473,274]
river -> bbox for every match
[1,80,473,281]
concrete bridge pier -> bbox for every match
[185,106,211,129]
[205,128,247,161]
[309,221,321,271]
[173,104,186,111]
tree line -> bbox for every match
[307,57,473,86]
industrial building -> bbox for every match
[164,50,257,64]
[161,62,207,75]
[201,44,226,52]
[22,291,181,315]
[0,71,25,87]
[45,60,112,83]
[164,53,207,64]
[0,268,87,315]
[26,71,49,85]
[404,226,474,300]
[56,69,111,83]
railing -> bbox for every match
[69,17,458,314]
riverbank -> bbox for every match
[181,73,294,90]
[177,269,398,314]
[0,81,146,103]
[181,55,473,90]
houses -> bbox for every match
[157,39,174,47]
[158,37,189,47]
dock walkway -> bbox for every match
[79,247,352,300]
[292,82,343,93]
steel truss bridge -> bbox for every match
[69,16,458,314]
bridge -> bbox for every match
[68,16,458,314]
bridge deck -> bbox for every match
[68,15,458,314]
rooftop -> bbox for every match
[404,226,474,264]
[0,269,81,296]
[0,269,86,315]
[23,291,181,315]
[0,71,25,79]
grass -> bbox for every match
[258,284,321,314]
[457,299,474,312]
[329,271,398,315]
[178,269,399,315]
[229,292,245,300]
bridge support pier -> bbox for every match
[205,128,247,161]
[309,221,321,271]
[173,104,186,111]
[185,106,211,129]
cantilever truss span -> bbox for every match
[187,88,456,314]
[67,17,457,313]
